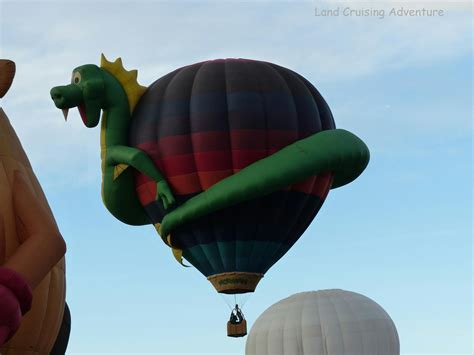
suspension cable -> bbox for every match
[219,293,233,311]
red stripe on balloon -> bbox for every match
[267,130,299,150]
[192,131,231,152]
[292,178,317,195]
[137,130,307,157]
[136,171,332,199]
[136,181,157,205]
[135,130,333,198]
[193,151,233,171]
[198,170,233,190]
[167,172,202,195]
[155,149,287,177]
[312,172,333,196]
[157,154,197,176]
[230,130,266,150]
[231,150,267,171]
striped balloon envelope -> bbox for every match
[129,59,335,293]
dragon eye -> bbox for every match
[72,72,81,84]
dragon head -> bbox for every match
[51,55,146,128]
[51,64,105,127]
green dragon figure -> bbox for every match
[50,55,370,264]
[51,57,174,226]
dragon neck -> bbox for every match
[99,69,131,152]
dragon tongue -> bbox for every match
[62,109,69,121]
[77,104,87,125]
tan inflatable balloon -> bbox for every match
[0,60,67,354]
[0,60,15,98]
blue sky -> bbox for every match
[0,1,472,354]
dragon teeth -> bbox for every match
[62,108,69,121]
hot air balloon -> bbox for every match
[246,290,400,355]
[51,56,369,336]
[0,59,15,98]
[0,60,69,353]
[129,58,368,293]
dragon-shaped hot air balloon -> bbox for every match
[50,55,369,299]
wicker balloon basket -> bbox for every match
[227,319,247,338]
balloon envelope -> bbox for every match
[130,59,335,292]
[246,289,399,355]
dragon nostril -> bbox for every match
[50,88,64,102]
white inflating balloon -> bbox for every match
[246,289,399,355]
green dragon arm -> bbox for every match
[160,129,369,239]
[106,145,163,180]
[106,145,175,209]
